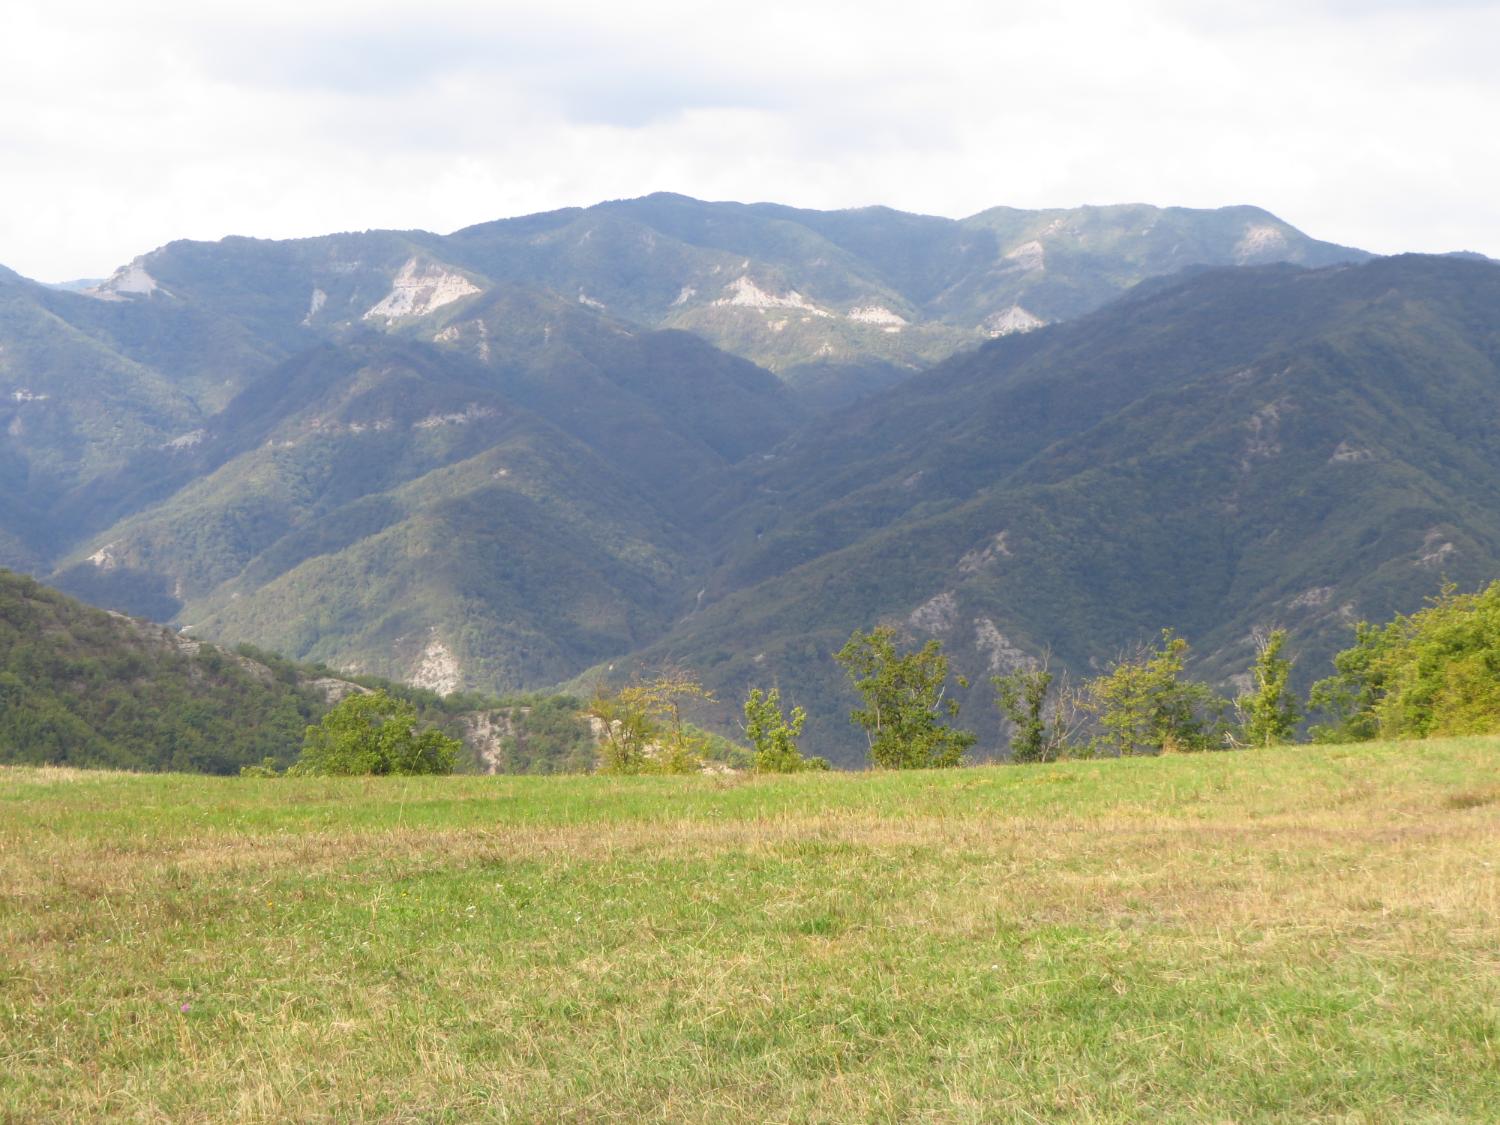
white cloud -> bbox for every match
[2,0,1497,280]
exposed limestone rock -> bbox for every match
[1329,441,1374,463]
[303,677,371,705]
[1417,530,1456,568]
[410,633,461,695]
[846,305,908,327]
[363,258,481,321]
[1240,398,1289,470]
[458,709,524,774]
[983,306,1044,337]
[161,430,206,451]
[973,618,1037,674]
[413,404,498,430]
[909,591,958,634]
[712,276,831,317]
[958,531,1012,574]
[1288,586,1334,610]
[1004,240,1046,271]
[301,287,327,326]
[85,261,163,301]
[1234,223,1290,264]
[105,610,278,685]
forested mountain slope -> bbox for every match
[629,255,1500,762]
[0,194,1363,698]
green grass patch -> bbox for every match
[3,738,1498,1121]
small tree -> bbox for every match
[993,662,1061,763]
[585,687,656,774]
[296,690,460,776]
[744,688,828,772]
[1236,629,1301,747]
[588,669,716,774]
[835,626,976,769]
[1084,630,1225,756]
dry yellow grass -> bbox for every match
[2,738,1498,1121]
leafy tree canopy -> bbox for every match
[296,689,460,776]
[744,687,828,773]
[1082,631,1226,756]
[1236,629,1302,747]
[1310,582,1500,742]
[835,626,975,769]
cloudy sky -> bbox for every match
[4,0,1498,280]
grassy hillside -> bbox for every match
[2,738,1496,1120]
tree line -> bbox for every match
[259,580,1500,777]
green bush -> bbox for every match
[1236,629,1302,747]
[1083,631,1226,756]
[744,688,828,772]
[587,671,715,775]
[295,690,460,776]
[835,627,975,769]
[1310,582,1500,741]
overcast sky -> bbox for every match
[4,0,1498,281]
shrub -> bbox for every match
[744,688,828,772]
[1236,629,1302,747]
[1083,631,1226,756]
[835,626,975,769]
[588,670,716,775]
[295,690,460,776]
[992,661,1074,763]
[1310,582,1500,741]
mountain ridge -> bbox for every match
[8,194,1467,763]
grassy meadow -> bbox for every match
[2,739,1498,1122]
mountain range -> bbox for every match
[5,193,1494,764]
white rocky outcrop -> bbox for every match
[1234,223,1290,264]
[983,306,1045,337]
[85,261,163,301]
[846,305,908,327]
[304,677,371,706]
[9,389,48,402]
[1417,530,1457,568]
[712,276,831,317]
[410,634,461,695]
[1329,441,1374,463]
[1004,240,1046,271]
[301,287,327,326]
[1240,399,1288,470]
[909,591,958,634]
[974,618,1036,674]
[363,258,481,321]
[87,543,121,570]
[413,403,498,430]
[161,429,206,451]
[958,531,1012,574]
[434,320,492,362]
[1288,586,1334,610]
